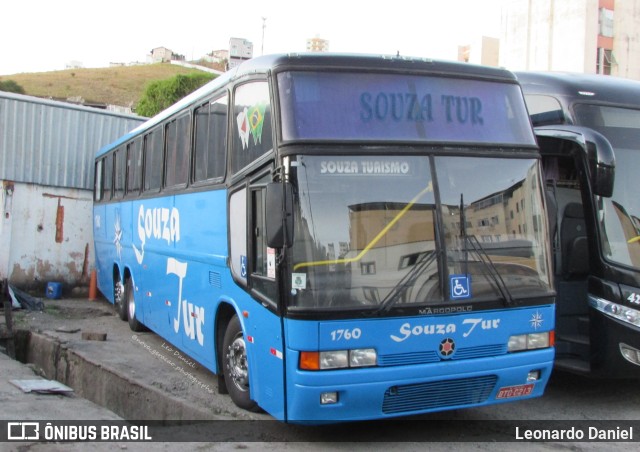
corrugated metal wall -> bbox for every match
[0,91,145,190]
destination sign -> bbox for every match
[278,71,535,145]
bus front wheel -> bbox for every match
[222,315,259,412]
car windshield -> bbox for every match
[288,154,553,312]
[574,104,640,269]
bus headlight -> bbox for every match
[320,350,348,369]
[590,296,640,328]
[300,349,377,370]
[349,348,377,367]
[508,332,552,352]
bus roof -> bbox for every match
[97,53,520,158]
[516,71,640,106]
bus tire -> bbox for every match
[222,315,259,412]
[125,279,145,332]
[114,278,128,321]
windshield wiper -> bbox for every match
[459,194,514,306]
[376,250,439,314]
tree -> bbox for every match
[0,80,26,94]
[135,72,216,117]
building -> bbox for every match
[228,38,253,69]
[457,36,500,66]
[149,47,185,64]
[205,49,229,65]
[306,36,330,52]
[150,47,174,63]
[500,0,640,79]
[0,92,145,289]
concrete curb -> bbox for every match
[23,331,221,420]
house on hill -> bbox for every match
[150,47,185,63]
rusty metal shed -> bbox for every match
[0,91,146,289]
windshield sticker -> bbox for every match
[450,274,471,300]
[236,109,250,149]
[240,255,247,278]
[292,273,307,290]
[267,247,276,279]
[236,103,267,150]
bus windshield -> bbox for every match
[288,154,552,311]
[574,104,640,269]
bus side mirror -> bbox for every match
[593,161,615,198]
[266,182,294,248]
[535,126,615,199]
[587,133,615,198]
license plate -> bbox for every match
[496,383,534,399]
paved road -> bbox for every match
[2,296,638,450]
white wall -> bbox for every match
[500,0,599,72]
[613,0,640,79]
[1,180,93,290]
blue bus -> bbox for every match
[93,54,555,423]
[518,71,640,378]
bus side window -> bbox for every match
[165,114,191,188]
[143,128,163,192]
[114,147,126,199]
[194,95,228,183]
[94,159,103,202]
[253,188,268,276]
[232,82,273,174]
[250,176,278,304]
[126,138,142,196]
[103,154,113,201]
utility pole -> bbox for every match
[261,17,266,55]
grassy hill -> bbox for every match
[0,63,218,109]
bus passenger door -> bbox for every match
[229,178,286,419]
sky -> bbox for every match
[1,0,503,75]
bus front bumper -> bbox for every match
[285,347,554,423]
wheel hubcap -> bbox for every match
[227,335,249,391]
[115,281,124,305]
[128,288,135,319]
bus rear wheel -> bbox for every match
[125,279,144,332]
[222,315,259,412]
[114,278,127,321]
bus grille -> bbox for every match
[377,344,507,366]
[382,375,497,414]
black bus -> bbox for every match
[518,71,640,378]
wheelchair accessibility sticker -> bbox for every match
[241,255,247,278]
[450,274,471,300]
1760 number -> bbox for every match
[330,328,362,341]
